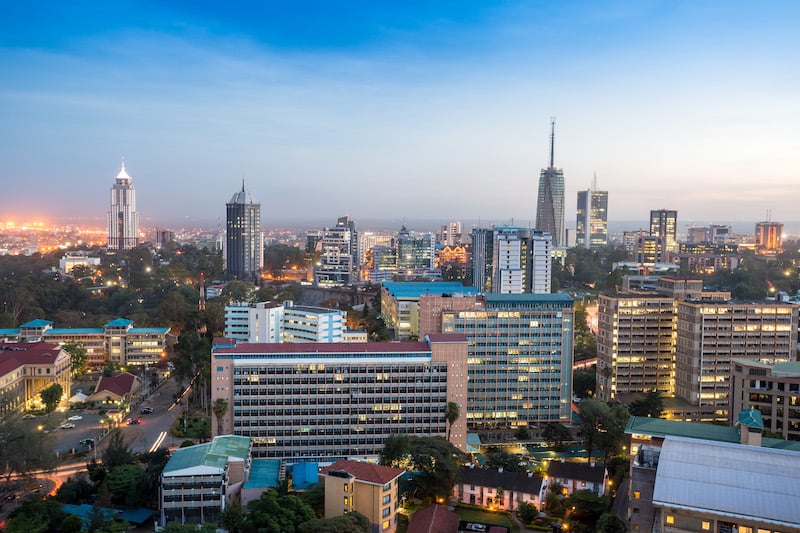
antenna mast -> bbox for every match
[549,117,556,168]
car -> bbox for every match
[127,418,141,425]
[140,407,154,414]
[67,415,83,421]
[80,438,95,447]
[60,423,76,429]
[466,524,487,532]
[22,414,37,419]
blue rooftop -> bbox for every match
[244,459,281,490]
[105,318,134,328]
[291,461,319,490]
[47,328,104,335]
[381,281,477,299]
[20,319,53,328]
[737,408,764,429]
[130,327,170,334]
[0,329,20,335]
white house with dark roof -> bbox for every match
[453,465,544,511]
[542,459,608,498]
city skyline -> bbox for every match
[1,2,799,225]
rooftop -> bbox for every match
[381,281,478,299]
[20,319,53,328]
[320,460,404,485]
[92,372,140,398]
[485,293,574,304]
[457,466,543,494]
[407,504,459,533]
[214,341,431,356]
[164,435,251,474]
[546,460,606,484]
[243,459,281,490]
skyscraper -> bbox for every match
[226,182,263,280]
[576,177,608,249]
[471,226,552,294]
[314,216,358,286]
[535,119,565,247]
[107,162,139,250]
[649,209,678,252]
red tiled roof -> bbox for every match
[94,372,140,397]
[216,341,430,355]
[320,460,404,485]
[407,504,459,533]
[0,357,22,377]
[0,342,62,364]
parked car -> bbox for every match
[60,423,76,429]
[67,415,83,421]
[140,407,154,414]
[80,438,95,448]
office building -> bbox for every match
[438,221,463,246]
[471,227,552,295]
[160,435,252,527]
[535,120,565,247]
[675,300,797,422]
[576,181,608,249]
[358,232,392,267]
[730,359,800,441]
[381,282,479,340]
[396,226,435,271]
[755,221,783,255]
[211,334,469,462]
[0,318,169,367]
[283,304,346,343]
[0,342,70,415]
[224,302,284,343]
[625,413,800,533]
[432,293,575,431]
[315,216,358,286]
[107,161,139,250]
[224,301,359,344]
[226,183,263,280]
[320,460,404,533]
[649,209,678,252]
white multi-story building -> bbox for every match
[224,302,284,343]
[58,251,101,274]
[223,301,359,344]
[283,304,346,343]
[107,162,139,250]
[472,226,551,295]
[315,216,358,286]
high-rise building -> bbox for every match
[535,120,565,247]
[315,216,358,286]
[395,226,435,271]
[226,183,263,280]
[107,162,139,250]
[438,221,463,246]
[649,209,678,252]
[755,221,783,255]
[576,179,608,249]
[471,227,551,294]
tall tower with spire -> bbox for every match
[226,181,263,280]
[107,161,140,250]
[535,119,565,247]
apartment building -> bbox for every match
[211,334,468,462]
[0,342,71,414]
[224,301,359,343]
[730,358,800,441]
[320,460,404,533]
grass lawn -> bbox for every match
[457,505,518,533]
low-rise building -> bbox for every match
[160,435,252,527]
[0,342,71,414]
[542,460,608,497]
[730,358,800,441]
[453,465,543,511]
[86,372,141,407]
[320,459,404,533]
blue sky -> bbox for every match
[1,1,799,229]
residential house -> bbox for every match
[453,466,544,511]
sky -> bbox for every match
[1,1,799,230]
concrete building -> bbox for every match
[380,282,478,340]
[576,185,608,249]
[315,216,358,286]
[107,162,139,250]
[396,226,435,271]
[536,120,565,247]
[0,342,70,415]
[471,226,552,295]
[226,183,263,280]
[730,358,800,441]
[755,220,783,256]
[160,435,252,527]
[223,301,284,343]
[542,460,608,498]
[438,221,463,246]
[58,251,101,274]
[0,318,169,367]
[320,460,405,533]
[649,209,678,252]
[429,293,575,431]
[453,465,543,511]
[211,334,469,462]
[283,304,347,343]
[625,413,800,533]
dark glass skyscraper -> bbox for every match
[535,120,565,247]
[576,179,608,249]
[226,183,263,280]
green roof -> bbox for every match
[243,459,281,489]
[164,435,250,473]
[772,362,800,376]
[737,408,764,429]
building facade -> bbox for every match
[211,335,469,463]
[107,162,139,250]
[437,293,575,431]
[730,359,800,441]
[226,183,263,280]
[576,187,608,249]
[649,209,678,252]
[471,227,552,295]
[536,120,565,247]
[380,282,478,341]
[0,342,70,414]
[315,216,358,286]
[755,221,783,255]
[453,466,543,511]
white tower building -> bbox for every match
[107,162,140,250]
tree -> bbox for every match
[40,382,63,419]
[298,512,369,533]
[102,429,133,468]
[213,397,229,435]
[514,426,531,440]
[577,399,628,462]
[244,489,316,533]
[628,390,664,418]
[544,481,566,517]
[0,415,56,478]
[486,450,525,472]
[518,501,538,524]
[597,512,628,533]
[105,464,147,506]
[381,435,464,501]
[566,489,609,531]
[445,401,460,442]
[542,422,572,451]
[380,434,412,467]
[62,341,88,376]
[573,370,596,399]
[221,499,245,533]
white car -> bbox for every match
[60,423,76,429]
[67,415,83,421]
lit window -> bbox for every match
[701,521,711,531]
[382,520,390,530]
[633,491,640,499]
[665,515,674,524]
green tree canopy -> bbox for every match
[628,390,664,418]
[245,489,316,533]
[542,422,572,451]
[102,428,133,469]
[40,382,63,418]
[62,341,88,376]
[298,511,369,533]
[380,435,465,501]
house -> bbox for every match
[319,460,404,533]
[453,466,544,511]
[87,372,141,406]
[542,460,609,498]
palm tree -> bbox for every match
[445,401,460,442]
[212,398,229,436]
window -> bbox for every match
[383,482,392,491]
[382,507,391,518]
[382,520,390,530]
[343,483,349,492]
[701,521,711,531]
[383,494,391,505]
[633,491,640,499]
[665,515,674,524]
[739,528,753,533]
